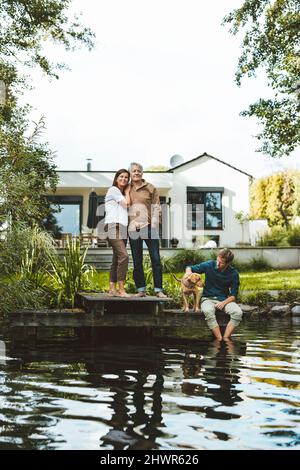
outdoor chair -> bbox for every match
[60,233,73,247]
[97,237,109,248]
[80,233,93,246]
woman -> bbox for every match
[105,169,131,297]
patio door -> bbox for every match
[44,196,83,236]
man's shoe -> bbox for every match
[135,291,146,297]
[156,291,167,299]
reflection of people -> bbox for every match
[182,339,245,419]
[84,343,165,450]
[204,340,244,411]
[105,169,131,297]
[100,371,164,450]
[185,248,242,340]
[128,162,167,298]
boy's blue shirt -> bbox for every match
[189,260,239,301]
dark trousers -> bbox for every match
[129,225,162,291]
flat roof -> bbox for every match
[57,171,173,189]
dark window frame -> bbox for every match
[46,195,83,234]
[159,196,169,248]
[186,188,223,231]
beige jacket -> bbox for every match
[128,180,161,231]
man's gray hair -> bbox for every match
[128,162,143,173]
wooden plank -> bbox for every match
[78,292,172,317]
[7,310,208,328]
[78,292,172,302]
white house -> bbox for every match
[47,152,253,248]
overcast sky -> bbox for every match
[25,0,300,178]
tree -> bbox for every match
[223,0,300,157]
[0,0,94,79]
[0,0,94,228]
[250,177,267,219]
[0,116,58,227]
[250,170,300,227]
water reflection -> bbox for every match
[0,320,299,450]
[181,339,245,420]
[83,347,165,450]
[99,372,163,450]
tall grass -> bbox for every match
[256,225,300,247]
[48,236,96,308]
[286,226,300,246]
[125,255,154,294]
[233,255,272,272]
[0,224,57,314]
[0,223,56,276]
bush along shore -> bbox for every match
[236,289,300,320]
[162,288,300,320]
[1,227,300,321]
[7,288,300,322]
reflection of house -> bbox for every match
[47,152,253,248]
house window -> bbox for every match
[187,188,223,230]
[44,196,83,236]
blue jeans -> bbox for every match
[129,225,162,292]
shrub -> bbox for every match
[256,225,300,247]
[48,236,96,308]
[239,291,274,306]
[163,276,181,308]
[125,255,154,294]
[231,259,250,272]
[0,223,56,276]
[160,255,174,273]
[257,226,288,246]
[286,226,300,246]
[0,278,49,314]
[0,224,57,314]
[277,290,300,304]
[165,249,206,272]
[208,250,218,260]
[232,256,271,272]
[247,256,272,271]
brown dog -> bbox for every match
[172,273,203,313]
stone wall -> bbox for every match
[56,246,300,270]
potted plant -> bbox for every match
[170,237,179,248]
[235,211,250,245]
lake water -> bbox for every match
[0,318,300,450]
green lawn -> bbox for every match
[239,269,300,291]
[91,269,300,292]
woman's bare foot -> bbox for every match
[108,290,118,297]
[118,291,130,297]
[108,282,118,296]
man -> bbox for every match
[185,248,242,340]
[128,162,167,298]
